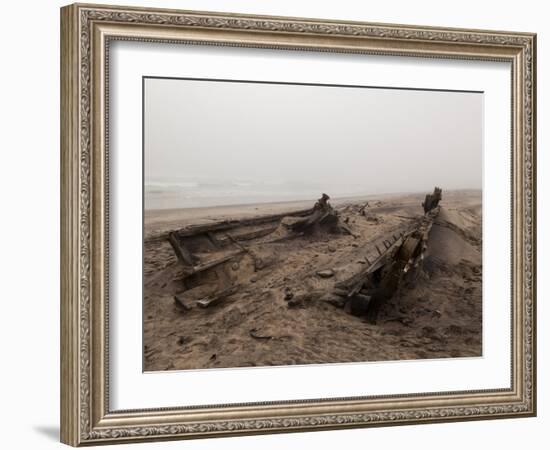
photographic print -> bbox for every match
[143,77,483,372]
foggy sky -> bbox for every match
[144,78,482,197]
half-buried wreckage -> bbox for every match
[166,188,442,323]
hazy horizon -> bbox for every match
[144,78,483,210]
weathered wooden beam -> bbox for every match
[348,294,372,316]
[175,208,313,238]
[196,285,239,308]
[225,225,279,242]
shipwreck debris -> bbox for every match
[196,285,239,308]
[168,232,199,267]
[423,186,442,214]
[283,287,294,301]
[317,269,335,278]
[174,285,239,310]
[319,292,347,308]
[327,188,443,323]
[348,294,372,316]
[165,188,442,324]
[287,193,353,235]
[166,206,313,271]
[174,294,192,311]
[166,194,353,291]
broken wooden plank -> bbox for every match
[249,328,274,340]
[206,232,222,248]
[173,294,193,311]
[196,285,239,308]
[168,232,198,266]
[191,251,244,274]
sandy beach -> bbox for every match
[143,190,482,371]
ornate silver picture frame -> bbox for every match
[61,3,536,446]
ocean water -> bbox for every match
[144,178,363,210]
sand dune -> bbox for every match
[143,190,482,371]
